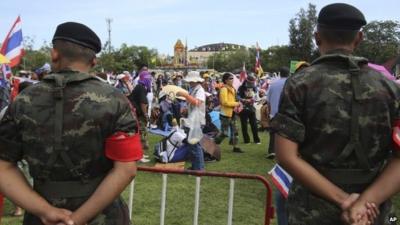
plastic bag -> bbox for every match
[187,106,203,144]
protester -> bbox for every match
[0,81,34,217]
[214,73,243,153]
[128,70,152,163]
[266,67,289,159]
[173,72,183,88]
[177,71,206,170]
[158,90,174,131]
[155,73,164,97]
[116,71,133,96]
[133,64,148,86]
[238,75,261,144]
[0,21,143,225]
[272,3,397,224]
[202,72,213,93]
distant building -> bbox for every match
[159,40,246,70]
[188,43,246,66]
[174,39,186,68]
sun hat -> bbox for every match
[116,74,127,80]
[184,71,204,83]
[245,75,256,88]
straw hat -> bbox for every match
[184,71,204,83]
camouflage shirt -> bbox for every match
[0,71,138,225]
[271,49,400,225]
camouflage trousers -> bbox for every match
[23,196,131,225]
[287,181,393,225]
[214,114,239,145]
[138,116,149,150]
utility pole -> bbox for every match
[106,18,113,53]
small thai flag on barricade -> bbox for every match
[268,164,293,198]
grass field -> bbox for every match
[1,131,399,225]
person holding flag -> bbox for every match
[255,43,264,78]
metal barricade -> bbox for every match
[128,166,274,225]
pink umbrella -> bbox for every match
[368,63,395,80]
[232,74,242,90]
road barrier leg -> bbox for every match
[193,176,201,225]
[128,179,135,220]
[160,174,168,225]
[227,178,235,225]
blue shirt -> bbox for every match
[267,77,287,118]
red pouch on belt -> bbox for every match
[105,132,143,161]
[392,120,400,151]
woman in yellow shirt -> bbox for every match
[215,73,243,153]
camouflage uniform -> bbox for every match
[0,71,138,225]
[271,50,400,225]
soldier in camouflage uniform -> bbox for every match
[0,22,142,225]
[271,3,400,225]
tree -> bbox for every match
[355,20,400,64]
[16,37,51,71]
[97,44,159,73]
[263,45,291,72]
[206,48,252,72]
[288,3,317,62]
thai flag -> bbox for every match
[255,42,261,71]
[1,64,12,79]
[255,42,264,77]
[269,164,293,198]
[1,16,24,68]
[239,62,247,83]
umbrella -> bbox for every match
[368,63,395,81]
[161,85,188,100]
[232,74,241,90]
[0,54,10,64]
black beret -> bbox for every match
[52,22,101,53]
[318,3,366,30]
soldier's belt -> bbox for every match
[34,176,104,199]
[318,166,381,185]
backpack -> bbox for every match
[154,129,188,163]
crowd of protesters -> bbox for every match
[0,62,293,167]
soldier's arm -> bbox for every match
[0,159,73,225]
[275,134,350,206]
[347,151,400,224]
[70,161,137,225]
[69,94,141,225]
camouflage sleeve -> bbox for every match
[113,95,139,135]
[271,77,305,143]
[0,103,23,163]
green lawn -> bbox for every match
[1,132,399,225]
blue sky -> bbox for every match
[1,0,398,55]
